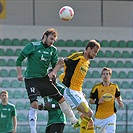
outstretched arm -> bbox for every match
[48,58,64,79]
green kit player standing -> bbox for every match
[0,90,17,133]
[38,69,66,133]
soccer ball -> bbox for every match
[59,6,74,21]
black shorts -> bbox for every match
[25,75,63,103]
[45,123,65,133]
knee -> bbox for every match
[31,101,38,109]
[58,96,65,104]
[79,102,93,118]
[87,108,93,117]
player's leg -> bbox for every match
[77,102,95,133]
[25,78,39,133]
[39,76,78,125]
[94,118,106,133]
[64,88,95,133]
[50,123,65,133]
[105,114,116,133]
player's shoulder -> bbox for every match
[91,82,102,91]
[31,41,40,46]
[69,51,83,59]
[50,44,57,51]
[7,102,16,108]
[72,51,83,56]
[94,82,102,87]
[110,82,119,87]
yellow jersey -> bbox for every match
[89,82,121,119]
[59,52,90,91]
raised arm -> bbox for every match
[48,58,64,79]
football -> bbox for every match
[59,6,74,21]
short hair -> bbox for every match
[0,90,8,95]
[42,28,58,40]
[85,39,100,50]
[101,67,112,76]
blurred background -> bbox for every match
[0,0,132,133]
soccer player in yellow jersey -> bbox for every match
[49,39,100,133]
[89,67,124,133]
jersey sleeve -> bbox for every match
[16,43,34,66]
[89,86,98,100]
[115,84,121,98]
[11,105,17,117]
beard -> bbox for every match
[43,38,50,48]
[87,53,93,59]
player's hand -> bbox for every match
[38,103,44,110]
[12,129,16,133]
[45,102,52,109]
[48,72,56,80]
[98,96,104,104]
[17,75,23,81]
[119,101,124,108]
[57,58,64,66]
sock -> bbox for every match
[86,118,95,133]
[59,101,78,124]
[29,107,37,133]
[80,117,95,133]
[80,117,88,133]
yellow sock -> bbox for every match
[86,126,95,133]
[80,117,89,133]
[80,117,95,133]
[86,118,95,133]
[80,127,86,133]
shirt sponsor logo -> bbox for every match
[80,66,88,75]
[1,113,6,118]
[103,93,113,101]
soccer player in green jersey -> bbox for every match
[0,90,17,133]
[16,28,78,133]
[38,69,66,133]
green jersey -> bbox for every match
[44,83,66,127]
[0,102,17,133]
[16,41,58,78]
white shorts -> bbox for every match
[94,114,116,133]
[64,87,89,109]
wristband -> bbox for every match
[52,104,55,108]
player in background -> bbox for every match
[49,39,100,133]
[16,28,78,133]
[38,69,66,133]
[89,67,124,133]
[0,90,17,133]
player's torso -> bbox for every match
[95,85,117,119]
[25,42,58,78]
[0,104,13,131]
[63,52,89,91]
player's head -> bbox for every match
[0,90,8,102]
[42,28,58,47]
[85,39,100,59]
[48,69,56,84]
[101,67,112,82]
